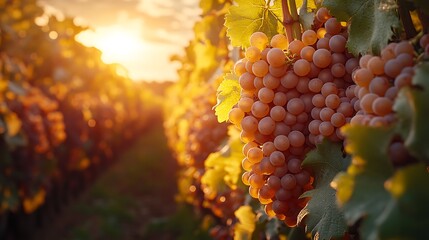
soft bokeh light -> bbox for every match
[39,0,201,82]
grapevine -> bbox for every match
[165,0,429,239]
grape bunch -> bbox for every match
[350,34,429,126]
[348,33,429,166]
[228,8,359,225]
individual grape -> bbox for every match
[372,97,393,116]
[369,76,390,96]
[254,76,264,90]
[242,171,251,185]
[260,157,276,174]
[271,34,288,50]
[319,121,335,136]
[228,107,245,125]
[325,18,342,35]
[419,34,429,48]
[353,68,373,87]
[319,107,335,121]
[269,150,286,166]
[238,97,254,113]
[245,46,262,62]
[300,46,315,62]
[325,94,341,109]
[273,92,287,106]
[316,7,331,23]
[263,73,281,89]
[293,59,311,76]
[251,101,270,118]
[394,41,414,56]
[281,174,297,190]
[287,158,302,174]
[316,37,330,50]
[267,175,282,190]
[243,141,258,155]
[274,135,290,151]
[234,59,247,76]
[250,31,269,50]
[308,119,321,135]
[328,35,346,53]
[295,170,311,186]
[308,78,323,93]
[242,158,253,171]
[270,105,287,121]
[287,98,305,115]
[367,56,385,75]
[249,173,265,188]
[302,30,317,46]
[360,93,378,114]
[239,72,256,90]
[258,117,276,135]
[262,141,276,156]
[384,59,402,78]
[321,82,338,96]
[275,188,292,201]
[252,60,269,77]
[313,49,332,68]
[288,131,305,147]
[331,63,346,78]
[258,87,275,104]
[267,48,286,67]
[247,147,264,164]
[330,112,346,127]
[288,40,305,56]
[241,115,258,133]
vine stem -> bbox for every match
[281,0,301,43]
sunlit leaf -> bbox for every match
[332,125,395,240]
[225,0,283,48]
[234,206,256,240]
[214,73,240,123]
[377,163,429,239]
[4,112,22,137]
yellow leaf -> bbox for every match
[214,73,240,122]
[234,206,256,240]
[5,112,21,137]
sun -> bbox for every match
[76,27,146,65]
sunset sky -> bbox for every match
[38,0,202,82]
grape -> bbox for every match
[258,87,275,104]
[245,46,262,62]
[252,60,269,77]
[281,174,297,190]
[288,131,305,147]
[313,49,332,68]
[288,40,305,56]
[300,46,315,62]
[251,101,270,118]
[241,116,259,133]
[228,107,244,125]
[269,151,286,166]
[302,30,318,46]
[271,34,288,50]
[293,59,311,76]
[258,117,276,135]
[270,105,287,121]
[238,97,254,112]
[250,31,269,50]
[316,7,331,23]
[325,18,342,35]
[239,72,256,90]
[281,71,299,89]
[274,135,290,151]
[372,97,393,116]
[328,35,346,53]
[287,98,305,115]
[267,48,286,67]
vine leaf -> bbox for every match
[201,130,243,196]
[234,206,256,240]
[298,0,317,30]
[394,62,429,164]
[214,73,240,123]
[332,125,395,240]
[225,0,283,48]
[323,0,400,55]
[377,163,429,239]
[297,140,349,240]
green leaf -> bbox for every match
[376,163,429,240]
[225,0,283,48]
[214,73,240,123]
[323,0,400,55]
[394,62,429,164]
[297,140,349,240]
[298,0,317,30]
[234,206,256,240]
[332,125,395,240]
